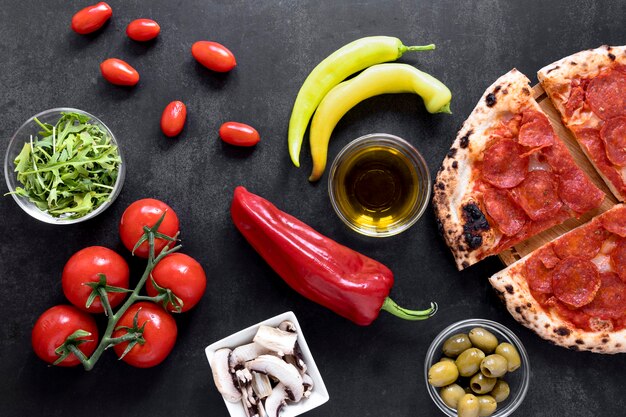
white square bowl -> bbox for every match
[205,311,330,417]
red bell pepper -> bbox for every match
[230,186,437,326]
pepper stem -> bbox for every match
[381,297,438,321]
[401,43,436,54]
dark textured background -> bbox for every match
[1,1,625,416]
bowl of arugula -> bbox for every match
[4,108,125,224]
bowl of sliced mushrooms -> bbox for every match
[205,311,329,417]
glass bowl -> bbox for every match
[4,107,125,225]
[328,133,431,237]
[205,311,330,417]
[424,319,530,417]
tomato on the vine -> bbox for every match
[191,41,237,72]
[32,305,99,367]
[62,246,130,313]
[119,199,180,258]
[146,253,207,312]
[112,302,177,368]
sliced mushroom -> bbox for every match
[257,399,268,417]
[251,371,273,399]
[230,342,274,370]
[278,320,296,332]
[246,355,304,401]
[302,373,314,398]
[253,325,298,357]
[211,348,242,403]
[236,368,253,385]
[284,342,307,374]
[264,383,289,417]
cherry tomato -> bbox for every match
[112,302,177,368]
[32,305,99,367]
[71,2,112,35]
[119,199,180,258]
[161,101,187,137]
[146,253,207,312]
[126,18,160,42]
[191,41,237,72]
[62,246,130,313]
[100,58,140,86]
[219,122,261,147]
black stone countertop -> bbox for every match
[1,1,624,416]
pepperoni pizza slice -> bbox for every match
[489,204,626,353]
[538,45,626,201]
[434,69,605,270]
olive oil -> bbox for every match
[333,145,420,232]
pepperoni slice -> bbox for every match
[482,139,529,189]
[582,272,626,320]
[552,257,601,308]
[518,110,555,148]
[601,206,626,237]
[482,188,527,236]
[565,82,586,117]
[600,116,626,166]
[524,253,553,293]
[557,168,605,214]
[586,68,626,120]
[509,170,562,220]
[610,238,626,282]
[553,221,609,260]
[537,245,560,269]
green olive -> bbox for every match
[428,360,459,387]
[457,394,480,417]
[440,383,465,409]
[455,348,485,377]
[440,357,455,363]
[468,328,498,353]
[469,372,497,394]
[495,342,521,372]
[490,380,510,403]
[480,354,508,378]
[477,395,497,417]
[442,333,472,357]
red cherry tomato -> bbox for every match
[161,101,187,137]
[112,302,177,368]
[119,199,180,258]
[71,2,112,35]
[32,305,99,367]
[146,253,207,312]
[126,18,160,41]
[100,58,140,86]
[62,246,130,313]
[191,41,237,72]
[219,122,260,147]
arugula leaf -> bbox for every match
[9,112,122,219]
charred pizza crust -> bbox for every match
[538,45,626,201]
[489,204,626,354]
[434,69,547,270]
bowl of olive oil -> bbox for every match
[328,133,431,237]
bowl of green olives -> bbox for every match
[424,319,530,417]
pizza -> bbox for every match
[538,45,626,201]
[433,68,605,270]
[489,204,626,353]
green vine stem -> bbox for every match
[59,213,182,371]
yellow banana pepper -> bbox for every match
[308,63,452,182]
